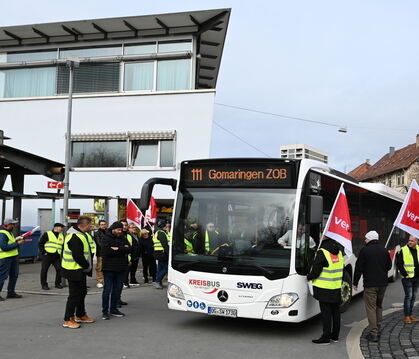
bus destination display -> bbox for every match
[182,162,294,187]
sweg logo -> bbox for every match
[406,211,419,223]
[237,282,263,290]
[334,217,350,230]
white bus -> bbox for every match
[139,158,406,322]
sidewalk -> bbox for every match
[360,307,419,359]
[1,260,147,296]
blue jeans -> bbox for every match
[102,270,124,314]
[156,260,168,285]
[0,256,19,296]
[401,277,419,317]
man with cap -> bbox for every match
[396,235,419,324]
[101,221,131,319]
[38,223,65,290]
[0,218,25,300]
[354,230,392,342]
[153,220,171,289]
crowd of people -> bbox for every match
[0,216,417,338]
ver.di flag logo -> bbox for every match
[323,183,353,256]
[126,199,143,229]
[394,179,419,238]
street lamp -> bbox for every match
[63,54,80,230]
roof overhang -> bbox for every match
[0,9,231,89]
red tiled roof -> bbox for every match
[358,143,419,181]
[347,162,372,179]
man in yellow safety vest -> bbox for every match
[153,220,171,289]
[0,218,25,301]
[307,236,344,345]
[39,223,65,290]
[61,216,95,329]
[396,235,419,324]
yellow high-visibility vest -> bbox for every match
[153,230,170,252]
[312,248,344,290]
[205,230,219,252]
[400,245,419,278]
[44,231,64,254]
[127,233,133,262]
[86,233,96,255]
[61,233,90,270]
[0,229,18,259]
[184,238,194,254]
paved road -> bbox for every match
[0,264,408,359]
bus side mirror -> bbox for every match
[308,195,323,224]
[139,177,177,213]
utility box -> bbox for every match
[19,226,41,261]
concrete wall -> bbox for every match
[0,90,215,225]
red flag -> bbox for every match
[126,199,143,229]
[394,179,419,238]
[323,183,353,255]
[22,226,40,238]
[145,196,157,226]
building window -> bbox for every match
[59,46,121,59]
[71,141,127,168]
[396,171,405,186]
[124,43,157,55]
[124,62,154,91]
[158,40,192,53]
[57,63,120,94]
[0,67,56,98]
[157,59,191,91]
[6,50,58,62]
[71,131,175,169]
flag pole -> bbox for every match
[384,226,395,249]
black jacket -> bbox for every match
[396,246,419,278]
[353,240,391,287]
[139,236,154,257]
[101,229,131,272]
[307,239,342,304]
[38,231,61,260]
[93,228,107,257]
[61,226,92,282]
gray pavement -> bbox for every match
[0,261,415,359]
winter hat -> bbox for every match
[109,221,123,230]
[365,231,379,241]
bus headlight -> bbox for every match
[168,283,185,300]
[266,293,299,308]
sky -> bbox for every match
[2,0,418,173]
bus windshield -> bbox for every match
[172,188,296,279]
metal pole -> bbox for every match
[63,62,74,230]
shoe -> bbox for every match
[62,319,80,329]
[410,316,419,322]
[110,310,125,317]
[118,300,128,306]
[123,285,129,289]
[129,282,140,287]
[144,279,149,284]
[102,313,110,320]
[154,282,163,289]
[404,316,413,324]
[6,293,22,299]
[365,333,378,342]
[42,285,50,290]
[96,283,103,289]
[74,315,95,323]
[312,337,330,345]
[55,284,64,289]
[117,304,122,308]
[331,337,339,343]
[0,296,5,301]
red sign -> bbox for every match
[394,180,419,238]
[47,181,64,189]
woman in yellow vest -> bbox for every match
[38,223,65,290]
[396,235,419,324]
[307,237,344,345]
[0,218,25,301]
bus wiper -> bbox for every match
[177,261,201,269]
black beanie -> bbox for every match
[109,221,123,230]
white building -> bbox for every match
[0,9,231,227]
[280,144,328,164]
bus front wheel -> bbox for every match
[340,271,352,313]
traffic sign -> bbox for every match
[47,181,64,189]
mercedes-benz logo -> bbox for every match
[217,290,228,302]
[222,267,227,273]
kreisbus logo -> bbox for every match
[189,279,221,294]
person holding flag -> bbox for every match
[307,183,351,345]
[0,218,25,301]
[393,179,419,324]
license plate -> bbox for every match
[208,306,237,318]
